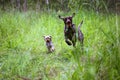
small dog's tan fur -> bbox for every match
[43,35,55,53]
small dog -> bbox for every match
[58,13,76,47]
[43,35,55,53]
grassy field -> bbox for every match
[0,10,120,80]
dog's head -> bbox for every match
[43,35,52,42]
[58,13,75,27]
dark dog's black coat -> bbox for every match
[59,13,77,47]
[64,24,76,46]
[59,13,83,47]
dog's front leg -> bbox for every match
[65,37,72,46]
[72,33,77,47]
[64,29,72,46]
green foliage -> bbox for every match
[0,10,120,80]
[0,0,117,13]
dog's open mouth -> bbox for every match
[67,22,71,27]
[46,40,50,42]
[46,39,50,42]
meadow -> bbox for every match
[0,10,120,80]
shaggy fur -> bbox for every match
[43,35,55,53]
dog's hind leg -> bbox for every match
[81,41,84,52]
[72,40,76,47]
[72,33,77,47]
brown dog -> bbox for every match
[43,35,55,53]
[58,13,76,47]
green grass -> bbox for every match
[0,10,120,80]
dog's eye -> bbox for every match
[64,18,67,21]
[69,17,72,20]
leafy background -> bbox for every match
[0,0,120,80]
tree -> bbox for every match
[16,0,21,11]
[23,0,27,12]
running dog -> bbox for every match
[58,13,76,47]
[43,35,55,53]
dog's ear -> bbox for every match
[58,15,64,20]
[49,35,52,41]
[72,13,75,17]
[43,36,46,40]
[49,36,52,39]
[43,35,45,38]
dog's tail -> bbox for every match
[78,20,83,30]
[78,20,84,42]
[78,20,84,52]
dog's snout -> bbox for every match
[45,37,51,42]
[46,40,50,42]
[46,38,50,42]
[66,19,71,23]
